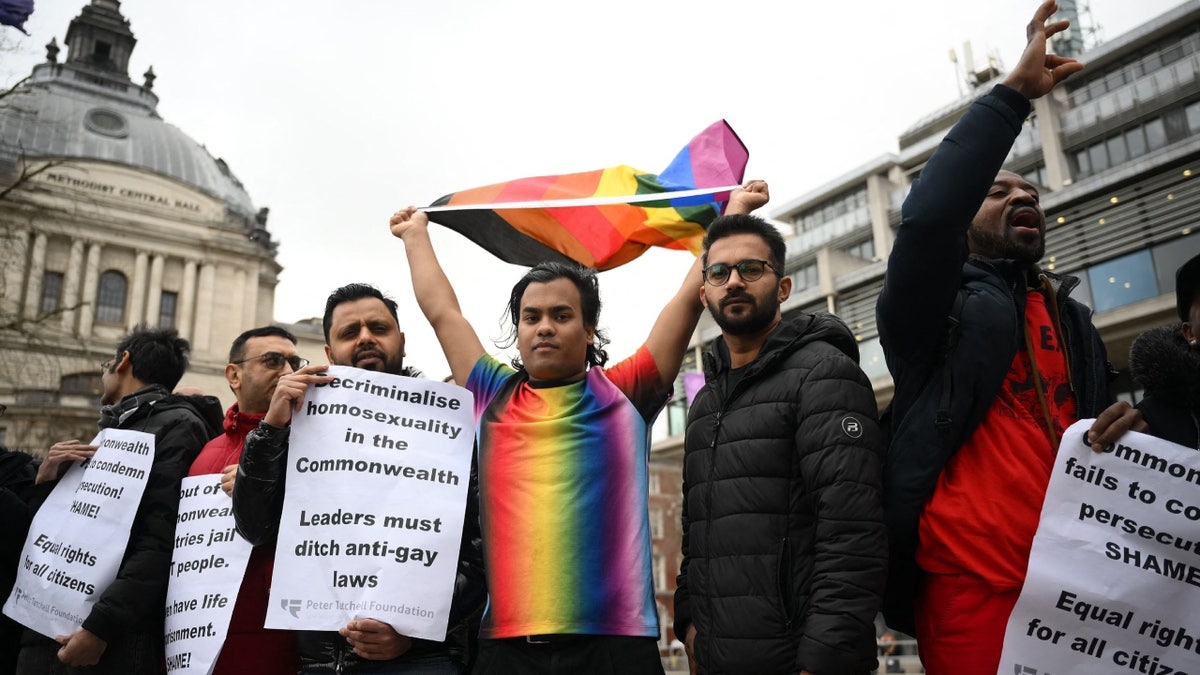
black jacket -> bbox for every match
[1130,324,1200,449]
[27,386,222,644]
[1,449,38,674]
[876,85,1114,635]
[232,373,485,672]
[674,314,886,675]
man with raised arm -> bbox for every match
[388,181,767,675]
[876,3,1144,673]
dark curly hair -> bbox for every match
[501,261,610,370]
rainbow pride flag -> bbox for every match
[424,120,748,271]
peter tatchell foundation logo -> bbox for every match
[281,598,302,617]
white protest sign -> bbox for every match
[266,366,474,640]
[3,429,155,638]
[163,474,253,674]
[1000,419,1200,675]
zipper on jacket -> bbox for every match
[777,536,793,630]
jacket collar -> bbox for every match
[702,313,859,382]
[98,384,169,429]
[223,403,266,435]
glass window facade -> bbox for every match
[1070,103,1200,179]
[792,263,818,291]
[39,271,63,314]
[1152,233,1200,298]
[159,291,178,328]
[95,271,127,324]
[842,239,876,261]
[1086,250,1159,312]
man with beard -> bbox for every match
[387,182,766,675]
[232,284,484,674]
[876,3,1144,673]
[673,214,886,675]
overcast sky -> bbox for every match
[2,0,1190,377]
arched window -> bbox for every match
[96,270,127,324]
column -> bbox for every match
[229,267,246,350]
[21,232,47,319]
[178,259,197,339]
[193,263,215,352]
[1034,92,1072,191]
[146,254,164,328]
[60,239,85,332]
[128,251,149,330]
[78,242,102,336]
[241,262,259,329]
[866,174,895,259]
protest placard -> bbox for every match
[1000,419,1200,675]
[266,366,474,641]
[163,474,253,674]
[3,429,155,638]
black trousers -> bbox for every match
[472,635,665,675]
[16,628,162,675]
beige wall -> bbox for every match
[0,160,281,453]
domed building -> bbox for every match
[0,0,286,453]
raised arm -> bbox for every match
[878,0,1082,363]
[1002,0,1085,100]
[390,207,486,385]
[644,181,769,388]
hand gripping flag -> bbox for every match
[424,120,748,271]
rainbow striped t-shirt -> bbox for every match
[466,346,669,639]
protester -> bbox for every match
[16,326,222,674]
[1,438,38,674]
[673,213,885,675]
[1129,252,1200,449]
[876,2,1145,672]
[232,284,484,674]
[186,326,305,675]
[388,181,768,674]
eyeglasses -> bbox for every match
[702,259,781,286]
[231,352,308,371]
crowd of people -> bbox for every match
[1,1,1198,674]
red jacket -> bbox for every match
[188,405,297,675]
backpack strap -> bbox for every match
[933,288,967,438]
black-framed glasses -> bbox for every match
[702,259,781,286]
[231,352,308,371]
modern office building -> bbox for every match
[649,0,1200,651]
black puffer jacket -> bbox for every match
[233,370,485,672]
[674,314,886,675]
[1130,324,1200,449]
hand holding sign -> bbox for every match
[266,367,474,640]
[36,440,97,484]
[1000,420,1200,675]
[220,464,236,496]
[340,619,413,660]
[55,627,106,667]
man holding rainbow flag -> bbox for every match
[389,154,765,672]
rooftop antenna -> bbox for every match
[948,47,966,97]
